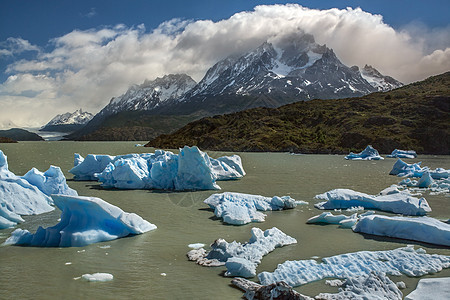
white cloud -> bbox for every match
[0,4,449,128]
[0,37,40,57]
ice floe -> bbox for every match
[387,149,417,159]
[315,188,431,216]
[345,145,384,160]
[405,277,450,300]
[258,245,450,287]
[4,194,156,247]
[187,227,296,278]
[204,192,307,225]
[81,273,114,282]
[0,150,54,229]
[70,146,245,191]
[353,215,450,246]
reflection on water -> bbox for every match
[0,141,449,299]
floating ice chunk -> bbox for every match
[187,227,297,278]
[417,172,434,188]
[306,212,357,225]
[405,277,450,300]
[353,215,450,246]
[5,194,156,247]
[188,243,205,249]
[316,273,403,300]
[345,145,384,160]
[325,279,345,287]
[396,281,406,289]
[0,151,54,228]
[258,246,450,287]
[96,156,150,189]
[315,188,431,216]
[387,149,417,159]
[390,159,449,179]
[81,273,113,282]
[70,154,115,180]
[204,192,303,225]
[210,155,246,180]
[73,153,84,167]
[22,166,78,196]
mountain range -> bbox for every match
[41,109,94,132]
[67,33,402,141]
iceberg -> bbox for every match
[306,212,357,225]
[315,188,431,216]
[187,227,296,278]
[353,215,450,246]
[204,192,306,225]
[22,166,78,196]
[258,245,450,288]
[70,146,245,191]
[389,159,449,179]
[0,150,54,228]
[387,149,417,159]
[81,273,114,282]
[345,145,384,160]
[405,278,450,300]
[5,194,156,247]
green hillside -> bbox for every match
[146,72,450,154]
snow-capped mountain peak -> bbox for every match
[359,65,403,91]
[46,109,93,126]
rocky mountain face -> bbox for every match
[69,33,403,140]
[40,109,94,132]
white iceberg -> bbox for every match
[315,188,431,216]
[387,149,417,159]
[353,215,450,246]
[70,146,245,191]
[258,245,450,287]
[5,194,156,247]
[390,159,449,179]
[0,150,54,229]
[306,212,357,225]
[81,273,114,282]
[187,227,297,278]
[405,277,450,300]
[204,192,306,225]
[345,145,384,160]
[22,166,78,196]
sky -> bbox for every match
[0,0,449,128]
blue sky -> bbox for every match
[0,1,449,128]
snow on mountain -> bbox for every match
[358,65,403,91]
[184,33,379,100]
[99,74,196,117]
[45,109,93,126]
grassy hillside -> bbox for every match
[146,72,450,154]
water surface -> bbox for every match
[0,142,449,299]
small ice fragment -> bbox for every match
[81,273,113,282]
[188,243,205,249]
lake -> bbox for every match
[0,141,449,299]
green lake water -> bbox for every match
[0,141,449,299]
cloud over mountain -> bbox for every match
[0,4,449,128]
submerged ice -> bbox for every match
[315,188,431,216]
[258,246,450,287]
[69,146,245,191]
[5,194,156,247]
[345,145,384,160]
[204,192,307,225]
[187,227,296,278]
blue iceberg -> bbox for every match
[22,166,78,196]
[5,194,156,247]
[353,215,450,246]
[390,159,449,179]
[204,192,307,225]
[0,150,54,229]
[387,149,417,159]
[70,146,245,191]
[187,227,297,278]
[345,145,384,160]
[258,245,450,287]
[315,188,431,216]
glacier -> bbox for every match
[187,227,297,278]
[387,149,417,159]
[405,278,450,300]
[0,150,54,228]
[258,245,450,287]
[204,192,307,225]
[315,188,431,216]
[353,215,450,246]
[4,194,156,247]
[344,145,384,160]
[70,146,245,191]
